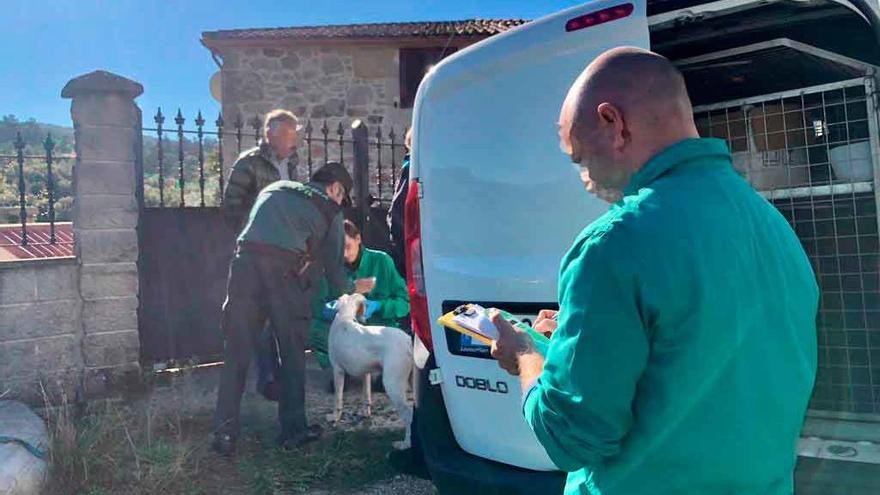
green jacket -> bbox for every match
[308,247,410,368]
[223,143,299,232]
[524,139,818,495]
[238,181,348,295]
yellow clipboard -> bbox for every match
[437,304,551,356]
[437,310,495,346]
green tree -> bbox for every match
[0,117,74,223]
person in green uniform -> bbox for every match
[213,162,354,456]
[221,109,305,402]
[491,47,818,495]
[309,219,410,369]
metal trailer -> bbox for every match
[684,41,880,459]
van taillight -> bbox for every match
[404,180,433,351]
[565,3,633,31]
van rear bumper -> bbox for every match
[413,354,565,495]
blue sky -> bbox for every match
[2,1,580,127]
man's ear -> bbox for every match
[597,102,628,151]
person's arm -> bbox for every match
[387,161,410,246]
[310,277,332,322]
[322,213,352,294]
[223,157,256,231]
[308,277,332,346]
[373,252,410,320]
[523,242,649,472]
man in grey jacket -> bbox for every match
[223,109,302,232]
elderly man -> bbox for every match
[213,162,354,456]
[223,109,302,231]
[491,47,818,495]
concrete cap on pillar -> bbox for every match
[61,70,144,99]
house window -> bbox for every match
[399,47,456,109]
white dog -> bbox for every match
[327,293,413,449]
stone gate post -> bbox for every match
[62,71,142,393]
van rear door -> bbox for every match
[411,1,651,471]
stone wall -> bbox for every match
[0,260,81,402]
[216,42,475,200]
[221,45,411,134]
[0,71,144,404]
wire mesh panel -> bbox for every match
[694,78,880,415]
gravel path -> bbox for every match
[354,475,438,495]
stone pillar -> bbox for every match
[62,71,142,392]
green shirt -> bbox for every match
[238,180,348,293]
[524,138,818,495]
[308,247,410,368]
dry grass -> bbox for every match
[38,365,420,495]
[239,427,403,494]
[42,385,219,495]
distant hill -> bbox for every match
[0,114,192,153]
[0,115,75,154]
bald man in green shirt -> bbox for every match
[491,47,818,495]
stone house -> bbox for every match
[201,19,526,186]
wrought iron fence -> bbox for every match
[141,108,407,209]
[141,108,225,209]
[0,132,75,250]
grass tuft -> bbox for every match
[38,372,408,494]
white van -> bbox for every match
[402,0,880,493]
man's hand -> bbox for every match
[534,309,559,337]
[490,309,536,376]
[353,277,376,295]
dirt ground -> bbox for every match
[45,354,437,495]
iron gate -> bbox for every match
[136,109,405,364]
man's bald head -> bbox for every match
[559,47,698,202]
[571,47,693,133]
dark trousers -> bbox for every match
[213,250,313,440]
[255,323,280,395]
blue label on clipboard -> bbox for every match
[461,333,489,350]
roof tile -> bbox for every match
[203,19,528,42]
[0,223,75,261]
